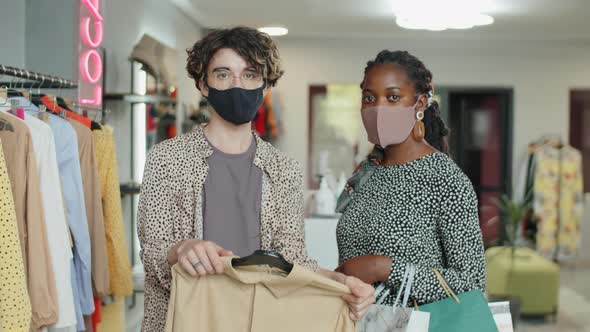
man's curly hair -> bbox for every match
[186,26,284,91]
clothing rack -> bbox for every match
[527,136,568,262]
[0,65,78,89]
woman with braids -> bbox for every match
[335,50,486,306]
[137,26,374,332]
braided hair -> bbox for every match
[362,50,450,156]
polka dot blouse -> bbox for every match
[337,152,486,306]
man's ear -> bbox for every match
[199,79,209,97]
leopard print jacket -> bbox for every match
[137,127,319,332]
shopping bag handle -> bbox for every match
[374,263,415,307]
[392,264,415,318]
[374,264,410,306]
[399,264,415,308]
[433,269,461,304]
[374,283,390,305]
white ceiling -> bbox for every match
[172,0,590,41]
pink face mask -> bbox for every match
[361,100,420,148]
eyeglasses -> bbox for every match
[207,69,264,91]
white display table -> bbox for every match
[304,216,341,270]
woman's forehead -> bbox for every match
[364,63,412,90]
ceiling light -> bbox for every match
[258,26,289,37]
[392,0,494,31]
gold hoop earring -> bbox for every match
[413,110,425,141]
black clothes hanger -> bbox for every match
[232,250,293,273]
[7,89,23,98]
[56,97,71,111]
[30,93,45,107]
[91,121,102,130]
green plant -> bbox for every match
[488,191,533,262]
[491,191,533,249]
[488,190,533,296]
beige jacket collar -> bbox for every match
[173,258,350,299]
[222,258,311,299]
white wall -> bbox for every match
[0,0,76,79]
[274,37,590,190]
[0,1,26,67]
[26,0,77,80]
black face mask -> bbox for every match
[206,83,266,125]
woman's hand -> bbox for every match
[336,255,393,285]
[342,276,376,321]
[319,269,375,321]
[168,239,234,276]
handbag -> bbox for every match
[357,264,430,332]
[488,301,513,332]
[419,269,498,332]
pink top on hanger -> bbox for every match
[8,107,25,120]
[16,107,25,120]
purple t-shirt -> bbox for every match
[202,136,262,257]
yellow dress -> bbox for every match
[0,138,32,332]
[533,145,584,261]
[93,126,133,296]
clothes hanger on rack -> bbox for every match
[70,100,104,130]
[7,89,23,98]
[231,250,293,273]
[36,79,69,118]
[8,70,30,100]
[0,86,7,106]
[0,70,7,105]
[98,108,110,126]
[4,75,25,119]
[11,76,47,120]
[528,134,564,153]
[56,96,71,111]
[541,134,563,149]
[5,72,21,98]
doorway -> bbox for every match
[569,89,590,262]
[570,90,590,193]
[445,88,513,245]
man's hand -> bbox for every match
[168,239,234,276]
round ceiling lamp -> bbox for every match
[258,26,289,36]
[393,0,494,31]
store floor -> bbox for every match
[519,266,590,332]
[124,267,590,332]
[126,294,144,332]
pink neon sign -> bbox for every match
[80,85,103,105]
[82,0,103,22]
[80,50,103,84]
[78,0,103,105]
[80,17,103,48]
